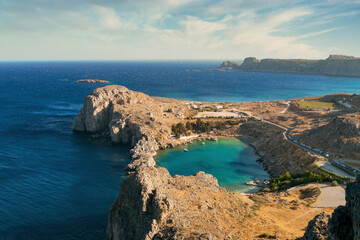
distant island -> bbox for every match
[219,55,360,78]
[77,79,110,83]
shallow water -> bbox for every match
[156,138,269,193]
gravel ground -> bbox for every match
[312,183,346,208]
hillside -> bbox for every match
[219,55,360,77]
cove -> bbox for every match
[156,138,269,193]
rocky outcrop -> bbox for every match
[302,212,331,240]
[296,114,360,159]
[72,84,189,148]
[303,175,360,240]
[107,168,222,240]
[219,61,241,70]
[219,55,360,77]
[239,122,319,177]
[77,79,110,83]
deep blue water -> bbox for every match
[1,61,360,239]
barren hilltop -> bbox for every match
[219,55,360,78]
[73,85,360,239]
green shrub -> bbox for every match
[269,171,350,190]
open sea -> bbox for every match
[1,61,360,239]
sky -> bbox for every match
[0,0,360,60]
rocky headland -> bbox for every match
[219,55,360,78]
[73,85,359,239]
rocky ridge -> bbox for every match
[219,55,360,77]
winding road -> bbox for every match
[254,109,357,179]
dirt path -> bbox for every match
[280,101,290,113]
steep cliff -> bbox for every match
[303,175,360,240]
[219,55,360,77]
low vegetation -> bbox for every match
[269,171,350,190]
[297,101,337,110]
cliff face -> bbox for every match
[296,114,360,159]
[107,167,226,240]
[303,175,360,240]
[219,55,360,77]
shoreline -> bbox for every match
[154,136,268,193]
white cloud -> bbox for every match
[0,0,359,60]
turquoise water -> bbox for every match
[156,138,269,193]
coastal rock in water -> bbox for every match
[77,79,110,83]
[219,61,241,70]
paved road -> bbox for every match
[257,118,356,179]
[316,161,354,179]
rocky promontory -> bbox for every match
[219,55,360,78]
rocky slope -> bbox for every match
[302,175,360,240]
[219,55,360,77]
[239,122,319,177]
[72,85,193,167]
[296,114,360,159]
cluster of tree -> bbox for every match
[269,170,350,191]
[171,122,189,139]
[249,116,261,121]
[171,119,245,138]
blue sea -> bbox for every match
[1,61,360,239]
